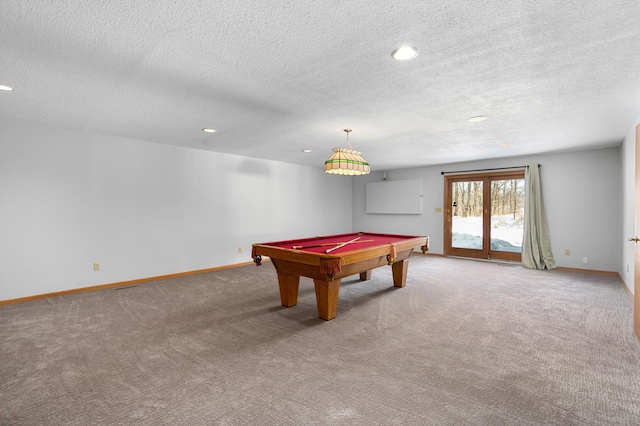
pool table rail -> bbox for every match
[252,235,427,275]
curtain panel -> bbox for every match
[522,164,557,270]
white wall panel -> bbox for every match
[366,180,422,214]
[0,121,352,300]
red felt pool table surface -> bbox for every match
[252,232,429,320]
[260,232,416,252]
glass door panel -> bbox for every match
[490,179,525,255]
[451,181,484,250]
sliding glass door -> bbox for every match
[444,171,525,261]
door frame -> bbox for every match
[444,170,525,261]
[634,124,639,338]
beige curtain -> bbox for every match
[522,164,557,270]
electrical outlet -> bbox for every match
[564,249,570,256]
[93,262,100,271]
[582,257,589,264]
[435,207,442,213]
[627,264,630,273]
[238,247,242,254]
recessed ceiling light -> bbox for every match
[469,116,487,122]
[391,45,418,61]
[302,149,312,153]
[0,84,14,91]
[500,142,512,147]
[202,128,216,133]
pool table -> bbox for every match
[252,232,429,320]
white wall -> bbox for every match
[2,118,634,301]
[621,119,638,295]
[0,121,353,301]
[352,147,622,273]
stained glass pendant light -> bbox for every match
[324,129,370,175]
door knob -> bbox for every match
[629,237,640,242]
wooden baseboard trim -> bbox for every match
[556,267,634,302]
[0,261,258,306]
[622,280,634,302]
[3,258,630,306]
[613,273,635,302]
[556,266,618,276]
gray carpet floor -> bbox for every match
[1,255,640,425]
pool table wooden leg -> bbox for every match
[359,270,372,281]
[313,278,341,321]
[391,259,409,288]
[277,273,300,307]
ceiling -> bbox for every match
[2,1,640,171]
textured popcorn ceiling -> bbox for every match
[1,0,640,170]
